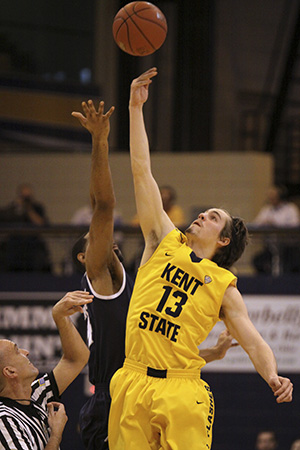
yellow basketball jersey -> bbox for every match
[125,228,237,370]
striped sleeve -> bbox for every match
[31,372,60,407]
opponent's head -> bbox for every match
[71,233,124,274]
[71,233,88,274]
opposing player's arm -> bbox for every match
[220,285,293,403]
[199,329,237,363]
[72,101,120,279]
[129,68,174,264]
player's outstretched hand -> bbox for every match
[269,375,293,403]
[129,67,158,108]
[72,100,114,139]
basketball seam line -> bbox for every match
[122,8,164,52]
[124,6,167,31]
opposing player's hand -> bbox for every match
[72,100,114,139]
[214,329,238,360]
[52,291,93,321]
[129,67,158,108]
[269,375,293,403]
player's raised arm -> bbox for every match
[129,68,174,263]
[72,100,118,279]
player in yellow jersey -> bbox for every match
[108,68,293,450]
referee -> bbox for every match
[0,290,93,450]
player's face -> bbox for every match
[186,208,231,244]
[0,340,39,381]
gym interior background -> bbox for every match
[0,1,300,449]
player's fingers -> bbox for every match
[62,291,93,304]
[71,112,87,125]
[74,291,94,300]
[273,378,293,396]
[276,383,293,403]
[132,69,157,86]
[104,106,115,118]
[140,70,157,81]
[87,99,97,116]
[72,297,94,308]
[140,67,157,77]
[68,295,94,305]
[135,80,153,88]
[71,111,84,118]
[97,100,104,115]
[69,290,93,297]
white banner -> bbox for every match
[0,291,67,372]
[200,295,300,373]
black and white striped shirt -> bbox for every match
[0,372,60,450]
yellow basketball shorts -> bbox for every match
[108,359,214,450]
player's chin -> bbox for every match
[185,225,196,235]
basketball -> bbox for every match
[112,2,168,56]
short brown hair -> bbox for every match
[212,215,249,269]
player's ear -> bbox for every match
[217,236,230,248]
[77,252,85,264]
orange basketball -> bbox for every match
[112,2,168,56]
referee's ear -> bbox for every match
[2,366,17,379]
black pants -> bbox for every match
[79,387,111,450]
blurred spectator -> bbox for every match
[0,183,51,272]
[251,185,300,274]
[131,185,186,228]
[291,439,300,450]
[0,183,48,226]
[255,430,278,450]
[70,203,93,226]
[252,185,300,227]
[71,202,123,227]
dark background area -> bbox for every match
[1,0,300,191]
